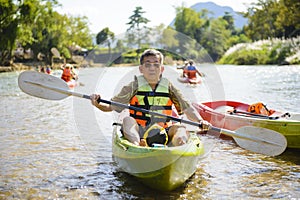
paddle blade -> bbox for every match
[18,71,70,100]
[232,126,287,156]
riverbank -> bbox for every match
[0,62,138,73]
[0,63,33,73]
[0,62,82,73]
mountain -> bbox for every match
[169,2,247,29]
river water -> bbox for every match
[1,65,300,199]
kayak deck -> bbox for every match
[112,125,204,191]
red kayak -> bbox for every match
[177,76,202,84]
[66,79,78,88]
[192,100,300,148]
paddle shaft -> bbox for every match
[19,71,287,156]
[96,98,275,143]
[96,100,284,147]
[24,79,283,147]
[96,98,282,146]
[231,110,279,120]
[25,80,202,127]
[233,110,292,119]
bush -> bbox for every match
[218,37,300,65]
[218,48,268,65]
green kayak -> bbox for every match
[112,125,205,191]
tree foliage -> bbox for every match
[171,0,299,63]
[2,0,299,66]
[0,0,22,64]
[127,6,150,31]
[96,27,115,54]
[126,6,150,49]
[0,0,93,65]
[201,18,231,61]
[174,6,239,61]
[174,7,209,43]
[244,0,300,40]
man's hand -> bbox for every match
[200,120,211,131]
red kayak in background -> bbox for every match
[177,76,202,84]
[192,100,300,148]
[66,79,79,88]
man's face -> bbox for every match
[139,55,164,85]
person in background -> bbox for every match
[45,65,51,74]
[183,60,204,78]
[90,49,211,147]
[61,64,77,82]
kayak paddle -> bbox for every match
[231,109,298,121]
[231,110,280,120]
[18,71,287,156]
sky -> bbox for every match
[55,0,258,35]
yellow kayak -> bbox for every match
[112,125,204,191]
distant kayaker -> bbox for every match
[90,49,211,147]
[61,64,78,82]
[45,65,51,74]
[183,60,204,78]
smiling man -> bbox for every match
[91,48,210,147]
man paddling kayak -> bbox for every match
[91,49,210,147]
[183,60,204,78]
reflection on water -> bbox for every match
[214,65,300,112]
[1,65,299,199]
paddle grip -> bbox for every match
[83,94,91,100]
[97,98,129,110]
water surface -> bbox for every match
[1,65,299,199]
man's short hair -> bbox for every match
[140,49,164,65]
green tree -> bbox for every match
[174,6,213,60]
[96,27,115,54]
[275,0,300,37]
[0,0,31,65]
[15,0,62,61]
[161,26,179,50]
[246,0,279,40]
[67,16,93,48]
[115,39,126,52]
[201,18,231,61]
[0,0,93,65]
[222,12,235,34]
[244,0,300,40]
[174,7,209,43]
[126,6,150,49]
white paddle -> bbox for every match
[18,71,287,156]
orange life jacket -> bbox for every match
[129,76,173,128]
[247,102,275,116]
[184,66,197,79]
[61,68,72,82]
